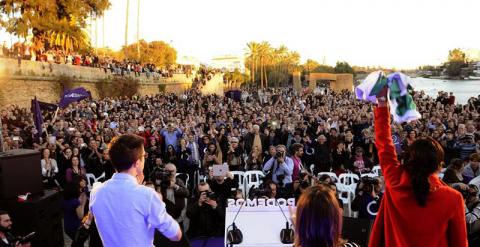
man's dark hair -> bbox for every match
[108,134,145,172]
[0,210,8,216]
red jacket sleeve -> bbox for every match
[374,106,402,188]
[447,192,468,247]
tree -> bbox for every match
[245,41,301,88]
[0,0,110,52]
[302,59,321,74]
[313,65,335,73]
[246,42,260,86]
[121,40,177,67]
[445,48,467,77]
[334,61,354,74]
[47,18,91,54]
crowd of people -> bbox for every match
[0,42,193,80]
[1,84,480,245]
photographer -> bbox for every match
[152,164,190,222]
[464,185,480,224]
[208,171,239,208]
[186,182,224,239]
[351,177,383,219]
[226,137,244,171]
[262,145,294,187]
[0,211,31,247]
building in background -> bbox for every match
[210,55,245,73]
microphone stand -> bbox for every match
[228,200,245,247]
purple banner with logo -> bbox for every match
[59,87,91,108]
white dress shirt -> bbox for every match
[90,173,180,247]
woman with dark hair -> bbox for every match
[164,144,178,166]
[62,176,88,240]
[369,88,467,246]
[442,158,465,185]
[292,185,354,247]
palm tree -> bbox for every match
[136,0,140,58]
[246,42,259,87]
[258,41,271,88]
[47,18,90,54]
[125,0,130,58]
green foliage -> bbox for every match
[0,0,110,52]
[158,84,166,93]
[245,41,300,88]
[302,59,321,74]
[445,48,467,77]
[96,77,140,98]
[448,48,466,62]
[313,65,335,73]
[120,40,177,67]
[334,61,354,74]
[224,69,248,88]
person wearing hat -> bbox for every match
[455,133,478,160]
[465,184,480,224]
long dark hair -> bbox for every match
[295,185,340,247]
[404,137,444,207]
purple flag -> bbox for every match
[31,97,43,142]
[59,87,92,108]
[37,101,58,111]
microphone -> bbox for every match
[227,200,244,246]
[276,199,294,244]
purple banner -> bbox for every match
[59,87,91,108]
[31,97,43,142]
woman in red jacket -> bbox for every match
[369,88,467,247]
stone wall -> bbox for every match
[0,76,192,107]
[0,58,193,108]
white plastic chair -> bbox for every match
[372,166,382,177]
[244,171,265,195]
[176,173,190,187]
[438,173,445,180]
[309,164,315,174]
[360,173,377,178]
[339,173,360,186]
[469,175,480,188]
[85,173,97,191]
[335,182,355,217]
[231,171,246,197]
[317,172,339,182]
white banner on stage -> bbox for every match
[224,198,296,247]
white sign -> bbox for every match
[224,199,296,247]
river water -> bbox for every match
[410,77,480,105]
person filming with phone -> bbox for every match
[186,182,224,239]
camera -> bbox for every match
[149,167,173,189]
[201,191,217,200]
[275,151,285,159]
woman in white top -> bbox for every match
[41,148,59,178]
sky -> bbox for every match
[2,0,480,69]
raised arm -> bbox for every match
[374,89,402,188]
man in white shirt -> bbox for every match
[89,134,181,246]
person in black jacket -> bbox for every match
[312,134,332,174]
[208,171,239,208]
[186,182,225,239]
